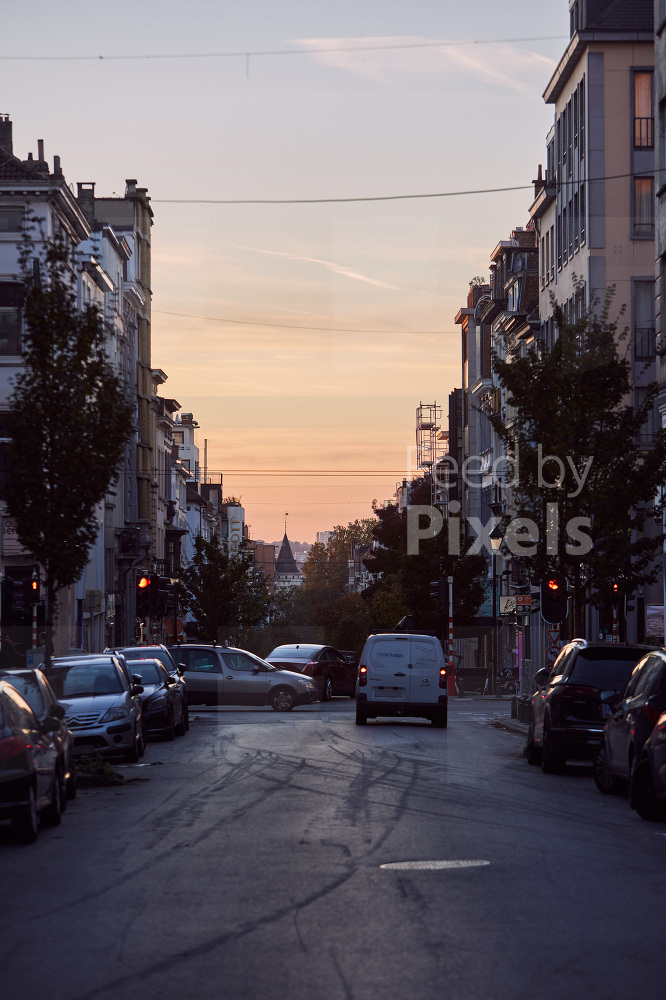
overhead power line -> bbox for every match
[152,183,532,205]
[154,309,447,334]
[0,35,567,62]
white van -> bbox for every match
[355,633,448,727]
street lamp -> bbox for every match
[489,524,503,696]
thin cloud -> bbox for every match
[291,35,556,92]
[234,244,402,290]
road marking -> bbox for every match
[380,860,490,871]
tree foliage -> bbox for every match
[367,476,487,632]
[490,286,666,628]
[178,534,269,645]
[2,241,134,665]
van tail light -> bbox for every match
[439,668,447,689]
[359,665,368,687]
[0,736,29,759]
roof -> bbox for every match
[275,533,300,576]
[0,147,51,183]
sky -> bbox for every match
[2,1,570,543]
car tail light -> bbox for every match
[358,665,368,687]
[0,736,29,758]
[439,668,447,689]
[549,684,597,721]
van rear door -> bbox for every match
[408,637,441,705]
[365,636,410,706]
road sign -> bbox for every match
[516,595,532,607]
[500,596,516,615]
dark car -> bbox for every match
[593,649,666,794]
[0,668,76,801]
[264,644,357,700]
[0,679,65,843]
[167,644,319,711]
[526,640,654,773]
[129,657,187,739]
[109,645,189,732]
[629,709,666,821]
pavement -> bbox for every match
[451,693,530,739]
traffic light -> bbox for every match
[157,576,172,612]
[30,571,39,603]
[540,572,568,624]
[429,578,450,617]
[136,572,156,617]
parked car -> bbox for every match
[47,656,145,762]
[109,645,189,731]
[264,644,357,700]
[593,649,666,794]
[0,678,65,843]
[0,667,76,801]
[629,709,666,821]
[526,640,654,773]
[167,644,319,711]
[128,657,187,739]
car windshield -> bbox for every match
[270,647,318,659]
[569,652,644,688]
[1,673,43,715]
[58,665,124,698]
[121,648,175,672]
[130,662,162,685]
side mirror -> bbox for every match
[132,674,143,684]
[534,667,550,687]
[41,716,61,733]
[647,693,666,714]
[252,667,261,675]
[177,666,185,675]
[167,677,177,685]
[51,703,66,720]
[130,684,144,696]
[600,689,619,708]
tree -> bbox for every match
[178,534,269,645]
[2,241,134,669]
[367,476,487,633]
[490,286,666,635]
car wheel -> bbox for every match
[137,724,146,758]
[355,706,367,725]
[41,768,64,827]
[629,758,665,821]
[175,704,186,737]
[12,784,39,844]
[525,720,541,766]
[593,743,621,795]
[183,704,190,731]
[432,705,447,728]
[164,709,176,741]
[321,675,333,702]
[270,687,296,712]
[541,723,566,774]
[124,727,140,763]
[66,769,77,801]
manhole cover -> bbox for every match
[380,860,490,871]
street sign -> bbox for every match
[516,595,532,607]
[500,596,516,615]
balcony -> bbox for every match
[634,117,654,150]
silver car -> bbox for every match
[48,656,145,762]
[167,644,319,712]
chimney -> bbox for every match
[38,139,44,161]
[77,182,96,219]
[0,115,13,155]
[53,155,62,177]
[125,178,137,196]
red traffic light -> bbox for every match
[137,575,151,590]
[31,579,38,592]
[547,578,560,591]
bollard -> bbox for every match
[511,696,518,719]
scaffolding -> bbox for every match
[416,402,450,506]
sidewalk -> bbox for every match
[451,693,530,739]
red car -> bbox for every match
[265,645,357,700]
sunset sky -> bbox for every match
[2,1,569,543]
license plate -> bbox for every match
[374,687,404,699]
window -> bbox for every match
[0,208,24,232]
[0,282,23,356]
[579,80,585,156]
[635,386,656,445]
[580,183,586,245]
[634,177,654,236]
[634,281,655,360]
[634,72,653,149]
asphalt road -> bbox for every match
[1,698,664,1000]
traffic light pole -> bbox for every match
[447,576,455,696]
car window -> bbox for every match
[222,652,256,672]
[180,650,222,673]
[130,662,163,685]
[3,673,46,716]
[270,646,318,659]
[635,657,666,697]
[570,652,643,688]
[623,656,651,699]
[6,686,39,731]
[60,665,124,697]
